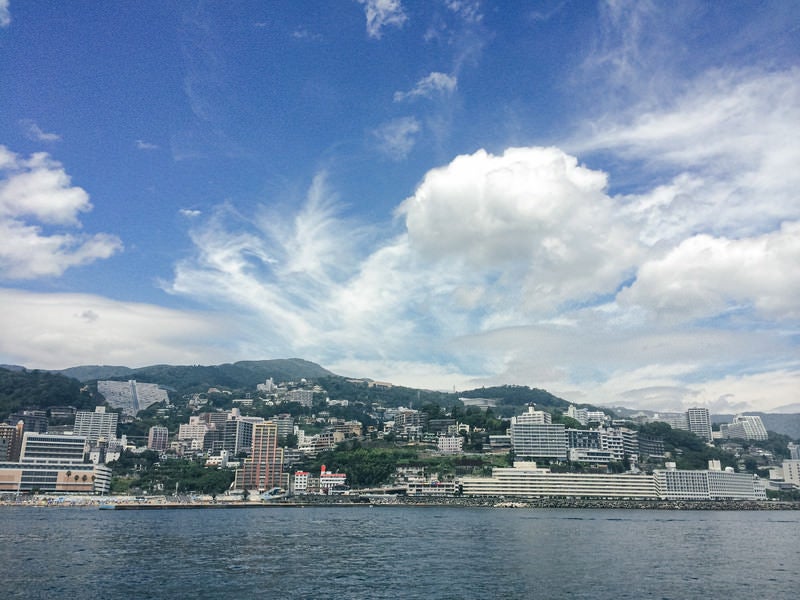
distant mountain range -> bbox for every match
[53,358,334,389]
[2,360,798,440]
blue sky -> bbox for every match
[1,1,799,413]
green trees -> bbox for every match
[0,368,95,420]
[312,447,417,487]
[108,452,235,495]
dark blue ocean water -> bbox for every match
[1,505,797,599]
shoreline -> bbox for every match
[2,494,799,511]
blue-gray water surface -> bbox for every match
[1,506,797,599]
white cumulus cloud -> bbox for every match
[0,146,122,279]
[618,222,800,322]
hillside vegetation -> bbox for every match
[0,368,94,420]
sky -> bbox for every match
[1,1,799,414]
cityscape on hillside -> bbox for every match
[1,366,798,505]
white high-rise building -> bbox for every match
[686,407,712,442]
[721,415,768,441]
[74,406,118,444]
[510,407,566,461]
[148,425,169,451]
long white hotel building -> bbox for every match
[461,461,766,501]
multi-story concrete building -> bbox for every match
[653,412,688,431]
[286,389,314,407]
[782,460,800,487]
[147,425,169,451]
[5,410,48,434]
[273,414,295,439]
[74,406,118,444]
[0,461,112,494]
[437,435,463,454]
[461,461,766,501]
[788,443,800,460]
[462,462,657,499]
[395,408,428,433]
[0,431,111,494]
[654,463,766,500]
[566,428,601,450]
[292,470,310,494]
[686,407,712,442]
[510,407,566,461]
[235,421,283,492]
[20,432,87,464]
[319,464,347,493]
[0,422,23,461]
[566,405,589,426]
[720,415,768,441]
[178,417,211,450]
[223,416,263,456]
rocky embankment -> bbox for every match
[287,494,799,510]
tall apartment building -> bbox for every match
[147,425,169,451]
[235,421,284,492]
[178,417,210,443]
[74,406,118,444]
[0,422,23,461]
[686,407,712,442]
[273,414,295,439]
[720,415,768,441]
[223,416,263,456]
[510,407,566,461]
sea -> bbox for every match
[1,505,797,599]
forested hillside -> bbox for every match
[0,368,94,420]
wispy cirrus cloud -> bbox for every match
[394,72,457,102]
[357,0,407,39]
[371,116,420,160]
[0,146,122,279]
[135,139,159,150]
[21,120,61,142]
[0,0,9,28]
